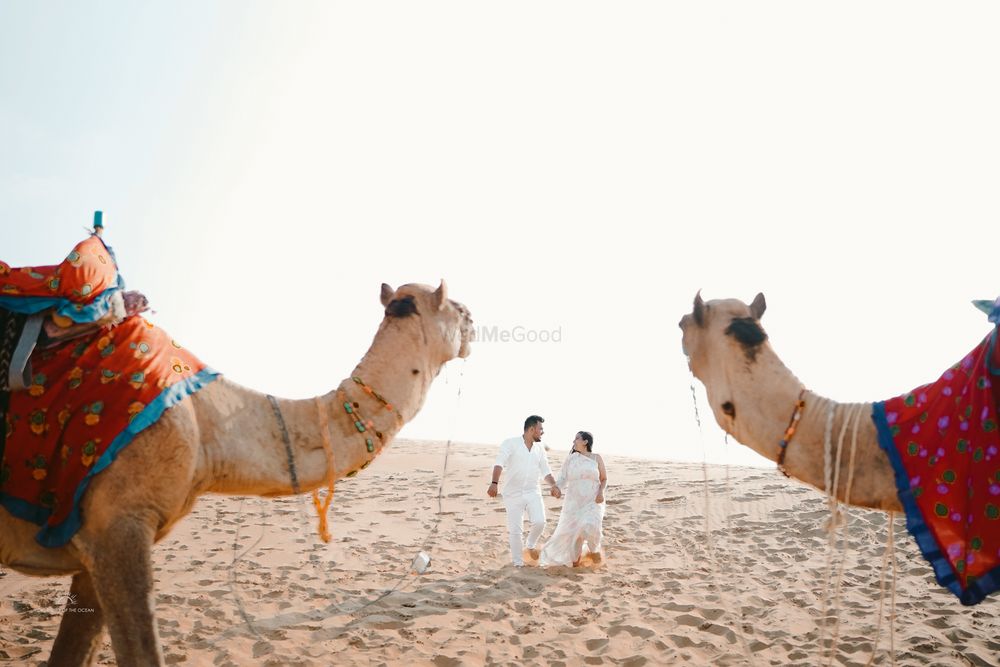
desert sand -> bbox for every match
[2,439,999,666]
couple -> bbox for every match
[487,415,607,568]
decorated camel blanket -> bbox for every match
[0,235,218,547]
[873,328,1000,605]
[0,235,125,324]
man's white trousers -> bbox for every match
[503,491,545,565]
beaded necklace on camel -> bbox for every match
[310,376,404,542]
[777,389,806,477]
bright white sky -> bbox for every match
[2,2,998,468]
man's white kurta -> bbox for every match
[494,436,553,496]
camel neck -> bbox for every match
[194,318,443,498]
[350,320,440,424]
[725,382,900,510]
[708,346,900,510]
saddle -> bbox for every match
[1,231,214,548]
[0,291,148,390]
[0,234,147,471]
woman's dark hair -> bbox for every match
[574,431,594,453]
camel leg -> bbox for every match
[48,571,106,667]
[84,519,164,666]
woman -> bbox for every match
[540,431,607,567]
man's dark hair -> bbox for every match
[524,415,545,431]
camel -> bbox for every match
[678,292,903,512]
[0,280,473,666]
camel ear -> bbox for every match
[381,283,395,307]
[693,291,705,326]
[433,280,448,311]
[749,292,766,320]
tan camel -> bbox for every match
[0,281,473,666]
[679,292,902,512]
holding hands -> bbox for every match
[550,485,562,499]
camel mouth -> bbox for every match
[453,301,474,358]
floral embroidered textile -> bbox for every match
[873,328,1000,605]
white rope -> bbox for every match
[889,514,898,664]
[689,380,757,667]
[226,360,467,639]
[823,399,836,516]
[823,403,865,667]
[228,497,269,639]
[818,399,848,660]
[866,510,897,667]
[330,359,467,617]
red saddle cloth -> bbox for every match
[873,328,1000,605]
[1,235,220,547]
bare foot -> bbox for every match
[526,548,540,561]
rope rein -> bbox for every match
[866,511,898,667]
[313,397,337,543]
[690,380,758,667]
[688,388,901,667]
[225,360,465,640]
[818,399,837,657]
[823,403,866,667]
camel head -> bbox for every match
[380,280,474,363]
[678,291,771,435]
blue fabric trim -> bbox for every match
[0,493,52,525]
[0,368,221,548]
[988,327,1000,377]
[0,295,66,315]
[873,402,1000,605]
[872,402,965,600]
[0,278,125,324]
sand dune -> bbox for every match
[2,440,999,665]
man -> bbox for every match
[487,415,561,567]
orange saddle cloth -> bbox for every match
[0,236,219,547]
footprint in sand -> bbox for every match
[607,624,655,639]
